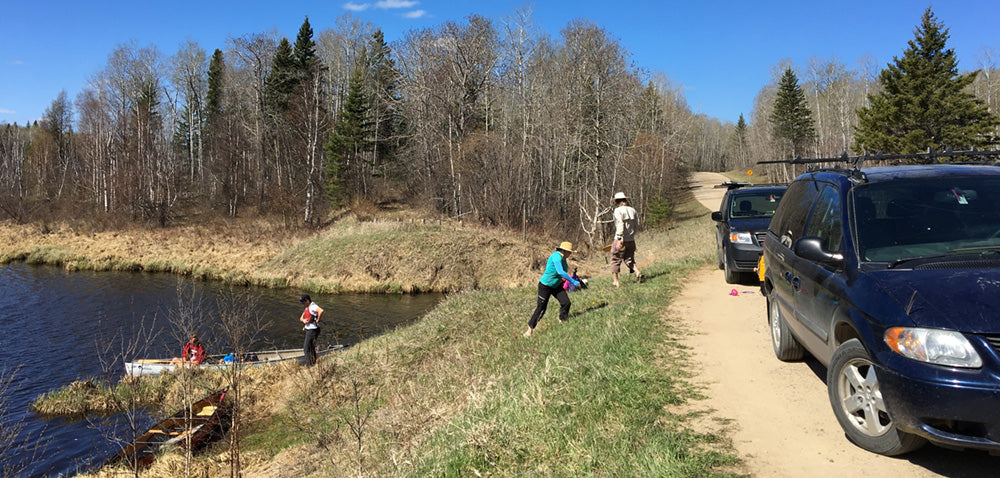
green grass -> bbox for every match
[240,414,314,456]
[32,375,174,416]
[396,260,739,477]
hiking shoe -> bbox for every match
[636,272,645,283]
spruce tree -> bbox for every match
[770,68,816,158]
[855,7,999,155]
[205,49,224,131]
[293,16,318,76]
[367,29,402,176]
[736,114,748,136]
[730,113,749,166]
[264,38,297,115]
[324,68,371,205]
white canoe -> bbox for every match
[124,345,345,377]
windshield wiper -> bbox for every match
[947,245,1000,254]
[887,255,944,269]
[888,248,1000,268]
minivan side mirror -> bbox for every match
[794,236,844,265]
[711,211,723,222]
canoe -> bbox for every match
[108,388,228,469]
[124,344,345,377]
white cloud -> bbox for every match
[0,108,16,114]
[10,60,23,65]
[344,0,425,18]
[343,2,369,11]
[376,0,417,9]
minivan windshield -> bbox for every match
[854,176,1000,263]
[729,190,784,219]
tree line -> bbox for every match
[3,7,998,239]
[0,8,727,248]
[732,8,999,182]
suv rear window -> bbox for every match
[729,190,784,219]
[854,176,1000,262]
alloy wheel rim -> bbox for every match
[770,300,781,346]
[837,357,891,437]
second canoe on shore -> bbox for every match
[124,344,345,376]
[106,388,229,469]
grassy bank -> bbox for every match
[57,194,739,477]
[0,214,596,294]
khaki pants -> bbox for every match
[609,240,637,274]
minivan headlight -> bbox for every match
[884,327,982,368]
[729,231,753,244]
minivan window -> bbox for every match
[854,176,1000,262]
[804,186,842,252]
[770,180,819,248]
[729,190,785,219]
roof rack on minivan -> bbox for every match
[714,181,750,190]
[757,148,1000,170]
[713,181,787,190]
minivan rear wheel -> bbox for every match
[768,294,804,361]
[827,339,925,456]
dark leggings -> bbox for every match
[528,281,571,329]
[304,327,320,366]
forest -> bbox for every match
[1,7,999,245]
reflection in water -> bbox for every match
[0,262,442,477]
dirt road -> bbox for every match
[675,172,1000,477]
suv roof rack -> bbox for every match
[758,148,1000,170]
[714,181,749,190]
[713,181,786,190]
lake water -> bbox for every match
[0,262,443,477]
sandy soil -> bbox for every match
[674,172,1000,477]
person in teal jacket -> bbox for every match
[524,241,581,337]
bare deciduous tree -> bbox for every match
[214,287,267,477]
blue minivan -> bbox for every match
[712,182,786,283]
[762,161,1000,455]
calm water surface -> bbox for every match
[0,262,442,477]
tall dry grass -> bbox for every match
[0,214,601,293]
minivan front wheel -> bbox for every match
[723,251,740,283]
[827,339,925,456]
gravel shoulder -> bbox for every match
[675,172,999,477]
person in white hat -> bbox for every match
[524,241,581,337]
[610,192,643,287]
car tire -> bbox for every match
[717,246,724,270]
[768,294,804,361]
[827,339,926,456]
[723,251,740,283]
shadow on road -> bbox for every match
[796,351,1000,475]
[906,446,1000,477]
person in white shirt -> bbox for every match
[610,192,643,287]
[298,294,324,366]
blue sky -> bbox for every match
[3,1,999,126]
